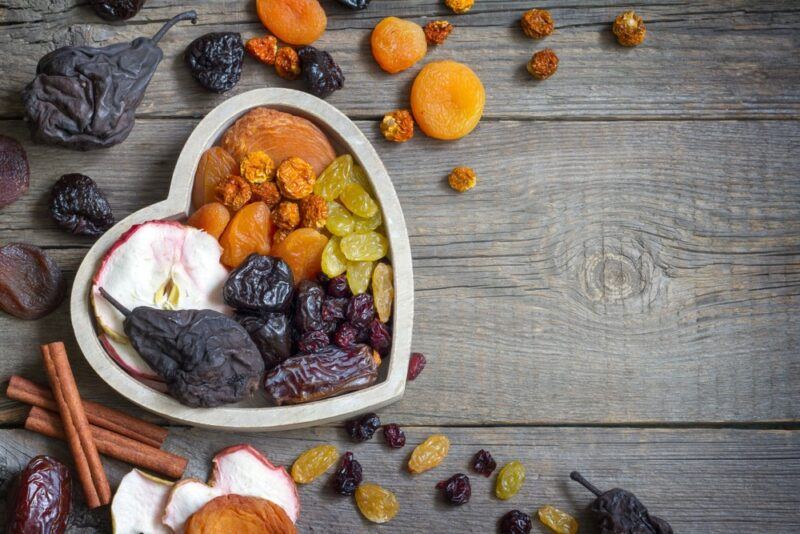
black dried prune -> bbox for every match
[90,0,145,21]
[326,274,351,298]
[297,329,329,353]
[471,449,497,477]
[297,46,345,98]
[0,134,30,208]
[436,473,471,505]
[382,423,406,448]
[368,319,391,356]
[336,0,370,9]
[345,412,380,442]
[347,293,375,328]
[500,510,532,534]
[236,313,292,369]
[224,255,294,313]
[50,174,114,236]
[185,32,244,93]
[331,452,363,496]
[294,279,327,333]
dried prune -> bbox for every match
[0,134,30,208]
[382,423,406,448]
[294,279,327,333]
[500,510,532,534]
[50,174,114,236]
[327,274,351,298]
[472,449,497,477]
[345,412,380,442]
[185,32,244,93]
[5,456,71,534]
[347,293,375,328]
[331,451,362,495]
[368,319,391,356]
[298,329,329,353]
[297,46,345,98]
[0,244,65,320]
[224,254,294,313]
[337,0,370,9]
[236,313,292,369]
[91,0,145,21]
[407,352,426,380]
[436,473,471,505]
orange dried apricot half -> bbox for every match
[187,202,231,240]
[219,201,273,268]
[272,228,328,284]
[193,147,238,209]
[371,17,427,74]
[256,0,327,46]
[410,60,485,140]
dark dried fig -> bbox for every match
[0,244,65,320]
[0,134,30,208]
[50,174,115,236]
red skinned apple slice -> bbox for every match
[163,445,299,533]
[111,469,173,534]
[99,333,163,383]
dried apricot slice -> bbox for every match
[272,228,328,284]
[371,17,427,74]
[256,0,327,46]
[411,60,485,140]
[187,202,231,240]
[219,201,272,268]
[193,147,238,208]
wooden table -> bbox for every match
[1,1,799,531]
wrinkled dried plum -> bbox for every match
[49,174,114,236]
[436,473,471,505]
[0,244,65,320]
[327,274,351,298]
[368,319,391,355]
[347,293,375,328]
[224,254,294,313]
[337,0,370,8]
[0,135,30,208]
[297,46,345,98]
[345,412,380,442]
[331,451,363,496]
[297,329,329,353]
[185,32,244,93]
[91,0,145,21]
[236,312,292,369]
[294,279,328,333]
[382,423,406,448]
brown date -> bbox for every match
[264,344,378,405]
[6,455,71,534]
[0,244,66,320]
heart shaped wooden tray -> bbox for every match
[71,89,413,431]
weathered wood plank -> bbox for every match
[1,1,799,119]
[0,426,798,533]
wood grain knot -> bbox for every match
[580,238,662,304]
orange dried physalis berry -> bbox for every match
[445,0,473,14]
[251,180,282,208]
[300,194,328,229]
[527,48,558,80]
[216,175,252,211]
[424,20,453,45]
[521,9,554,38]
[273,201,301,230]
[240,151,276,184]
[277,157,316,200]
[448,166,476,192]
[371,17,427,74]
[246,35,279,65]
[275,47,301,80]
[613,10,646,47]
[273,228,291,246]
[380,110,414,143]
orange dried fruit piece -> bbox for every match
[184,495,296,534]
[246,35,279,65]
[187,202,231,240]
[240,151,276,184]
[219,201,273,268]
[256,0,327,46]
[273,201,300,230]
[272,228,328,284]
[371,17,427,74]
[251,181,281,208]
[277,157,316,200]
[411,60,485,140]
[221,107,336,176]
[275,47,301,80]
[193,147,238,208]
[215,175,253,211]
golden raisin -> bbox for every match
[355,484,399,524]
[277,157,316,200]
[275,47,301,80]
[527,48,559,80]
[273,228,291,245]
[300,194,328,229]
[521,9,554,38]
[408,434,450,474]
[245,35,279,65]
[240,151,276,184]
[215,175,252,211]
[448,166,476,192]
[445,0,473,14]
[613,10,646,47]
[424,20,453,45]
[380,110,414,143]
[291,445,339,484]
[273,201,300,230]
[250,180,282,208]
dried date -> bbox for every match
[236,312,292,369]
[0,244,65,320]
[6,455,71,534]
[224,255,294,313]
[294,280,330,333]
[50,174,115,236]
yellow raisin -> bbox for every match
[495,461,526,500]
[291,444,339,484]
[538,505,579,534]
[408,434,450,474]
[355,483,399,523]
[372,263,393,323]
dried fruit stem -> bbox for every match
[570,471,602,496]
[153,11,197,44]
[98,287,131,317]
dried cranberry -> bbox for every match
[471,449,497,477]
[407,352,427,381]
[334,322,359,349]
[345,412,380,442]
[499,510,532,534]
[436,473,471,505]
[331,451,362,495]
[326,274,351,298]
[382,423,406,448]
[321,296,348,323]
[346,294,375,328]
[297,330,329,353]
[368,319,392,356]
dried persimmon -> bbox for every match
[192,146,238,208]
[219,201,273,268]
[256,0,327,46]
[371,17,427,74]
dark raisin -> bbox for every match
[0,134,30,208]
[347,294,375,329]
[223,255,294,313]
[235,313,292,369]
[294,280,326,333]
[327,274,351,298]
[368,319,392,356]
[407,352,427,381]
[297,46,345,99]
[321,296,348,323]
[382,423,406,448]
[472,449,497,477]
[0,244,65,320]
[331,451,362,496]
[49,174,114,237]
[499,510,532,534]
[185,32,244,93]
[345,412,380,442]
[90,0,145,21]
[317,272,330,286]
[436,473,471,505]
[297,329,329,353]
[334,322,359,349]
[336,0,371,8]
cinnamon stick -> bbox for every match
[7,375,167,449]
[25,407,187,479]
[42,342,111,508]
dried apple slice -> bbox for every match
[111,469,173,534]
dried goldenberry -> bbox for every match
[50,174,114,236]
[436,473,471,505]
[0,135,30,208]
[331,451,363,495]
[275,47,301,80]
[448,166,476,192]
[380,110,414,143]
[613,10,646,47]
[240,151,276,184]
[245,35,279,65]
[382,423,406,448]
[345,412,380,442]
[216,175,252,211]
[277,157,316,200]
[90,0,144,21]
[298,329,329,353]
[273,228,291,246]
[407,352,426,380]
[368,318,391,356]
[521,9,554,39]
[250,180,281,207]
[300,194,328,229]
[424,20,453,45]
[334,322,359,348]
[445,0,473,14]
[327,274,352,298]
[322,296,348,323]
[472,449,497,477]
[500,510,532,534]
[185,33,244,93]
[273,201,301,230]
[527,48,559,80]
[347,293,375,328]
[297,46,345,98]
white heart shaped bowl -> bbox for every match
[71,89,413,431]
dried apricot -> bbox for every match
[371,17,427,74]
[409,434,450,474]
[256,0,327,46]
[272,228,328,283]
[215,175,252,211]
[291,445,339,484]
[240,151,276,184]
[193,146,238,208]
[277,157,316,200]
[355,484,398,524]
[187,202,231,239]
[219,201,273,268]
[275,47,301,80]
[411,60,485,140]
